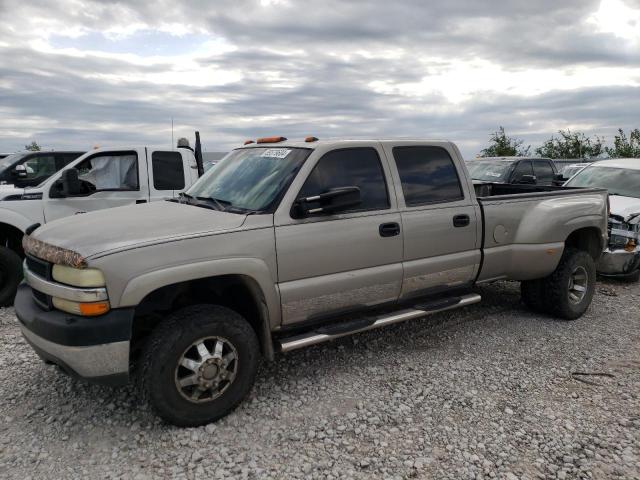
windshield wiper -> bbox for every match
[177,192,218,211]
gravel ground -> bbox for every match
[0,279,639,480]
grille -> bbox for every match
[25,255,53,310]
[26,255,51,280]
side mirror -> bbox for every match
[552,173,566,186]
[293,186,361,218]
[50,168,84,198]
[518,174,537,185]
[12,165,27,178]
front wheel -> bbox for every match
[141,305,260,427]
[541,248,596,320]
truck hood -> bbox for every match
[31,201,248,259]
[609,195,640,223]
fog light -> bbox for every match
[53,297,110,316]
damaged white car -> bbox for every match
[565,158,640,282]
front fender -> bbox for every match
[116,257,281,328]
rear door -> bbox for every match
[147,149,189,202]
[43,148,149,221]
[383,142,480,299]
[274,144,403,325]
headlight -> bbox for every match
[52,264,105,287]
[52,297,110,316]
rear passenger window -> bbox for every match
[297,148,389,213]
[534,160,555,185]
[393,146,463,206]
[152,151,185,190]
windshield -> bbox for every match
[560,165,586,179]
[465,160,512,182]
[565,165,640,199]
[0,153,25,171]
[186,147,311,212]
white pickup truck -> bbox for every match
[0,142,203,305]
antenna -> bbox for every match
[171,117,174,149]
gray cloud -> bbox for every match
[0,0,639,157]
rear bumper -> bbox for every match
[597,247,640,277]
[14,283,133,385]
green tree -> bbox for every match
[479,127,530,157]
[535,130,604,159]
[605,128,640,158]
[24,141,41,152]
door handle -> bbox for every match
[379,222,400,237]
[453,214,470,227]
[136,199,147,204]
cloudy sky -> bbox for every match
[0,0,639,157]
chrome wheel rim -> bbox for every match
[175,336,238,403]
[568,266,588,305]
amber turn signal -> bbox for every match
[243,140,255,145]
[79,301,111,316]
[305,136,319,142]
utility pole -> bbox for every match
[171,117,174,149]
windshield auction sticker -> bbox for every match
[260,148,291,159]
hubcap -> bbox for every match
[568,266,588,305]
[174,336,238,403]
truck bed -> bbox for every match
[472,183,609,283]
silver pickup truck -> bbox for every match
[15,138,608,426]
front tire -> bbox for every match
[541,248,596,320]
[0,247,23,307]
[141,305,260,427]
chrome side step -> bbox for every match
[278,293,481,353]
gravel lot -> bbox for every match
[1,279,639,480]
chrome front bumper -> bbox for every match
[597,247,640,276]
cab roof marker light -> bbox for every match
[305,136,319,142]
[244,140,255,145]
[256,136,287,144]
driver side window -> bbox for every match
[297,148,389,215]
[511,160,533,183]
[75,152,139,191]
[23,155,56,180]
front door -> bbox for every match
[275,145,403,325]
[44,148,149,222]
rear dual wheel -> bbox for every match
[521,248,596,320]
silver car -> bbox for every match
[565,158,640,281]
